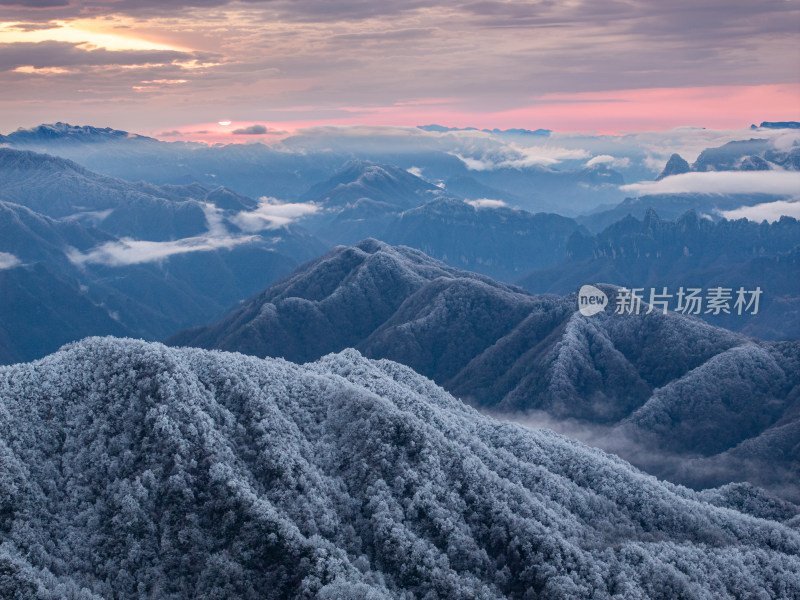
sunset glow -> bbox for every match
[0,20,186,52]
[1,1,797,135]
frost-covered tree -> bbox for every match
[0,337,798,599]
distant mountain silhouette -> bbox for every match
[382,197,584,280]
[298,160,448,245]
[655,153,690,180]
[4,122,627,215]
[578,192,789,232]
[521,209,800,339]
[0,150,328,361]
[294,161,584,279]
[0,148,258,240]
[583,135,800,231]
[753,121,800,129]
[0,121,158,146]
[1,122,344,200]
[418,124,551,136]
[691,138,800,172]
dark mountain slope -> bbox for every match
[520,210,800,339]
[0,199,113,265]
[0,199,325,362]
[1,337,798,599]
[0,264,130,364]
[0,148,207,239]
[0,149,329,361]
[381,197,584,281]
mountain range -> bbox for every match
[579,135,800,232]
[381,198,584,280]
[1,122,342,201]
[2,132,797,365]
[1,336,798,598]
[521,208,800,339]
[649,138,800,180]
[0,148,326,363]
[2,120,799,596]
[297,160,447,245]
[168,240,800,500]
[296,160,586,279]
[2,122,629,214]
[0,148,258,240]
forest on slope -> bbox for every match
[1,337,798,599]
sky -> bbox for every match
[1,0,798,140]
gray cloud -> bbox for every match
[330,28,435,43]
[8,0,796,36]
[451,144,591,170]
[0,0,439,21]
[126,0,434,21]
[232,124,269,135]
[0,41,220,71]
[462,0,798,36]
[0,0,69,6]
[465,198,507,209]
[1,1,797,133]
[586,154,630,169]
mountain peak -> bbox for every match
[4,122,156,145]
[642,206,663,228]
[167,240,515,361]
[752,121,800,129]
[299,159,441,210]
[352,237,387,253]
[655,153,690,180]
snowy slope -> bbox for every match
[1,337,798,598]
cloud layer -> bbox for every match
[64,197,321,267]
[717,199,800,222]
[621,171,800,196]
[452,145,591,171]
[230,197,319,232]
[66,235,258,267]
[465,198,507,209]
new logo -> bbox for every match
[578,285,608,316]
